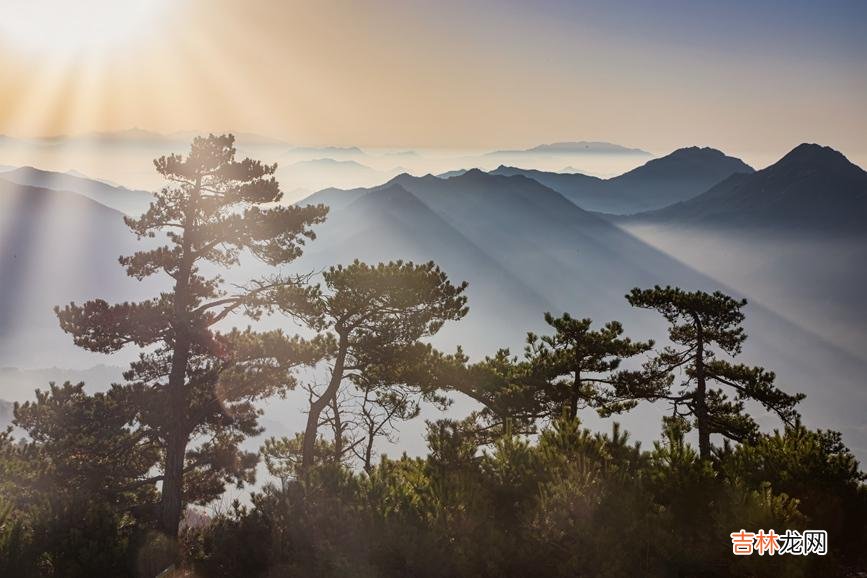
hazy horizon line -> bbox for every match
[4,127,863,167]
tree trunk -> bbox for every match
[159,309,191,536]
[159,426,189,537]
[158,296,192,536]
[158,179,197,537]
[693,317,711,460]
[363,426,375,474]
[360,389,375,474]
[302,336,347,472]
[568,369,581,420]
[330,395,343,463]
[364,436,373,476]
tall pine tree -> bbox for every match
[56,134,328,537]
[257,259,468,472]
[625,286,804,459]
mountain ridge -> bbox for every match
[622,143,867,231]
[490,141,650,156]
[0,165,152,215]
[0,180,154,366]
[490,147,753,214]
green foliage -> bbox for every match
[259,259,468,472]
[260,433,346,488]
[184,415,866,578]
[53,134,329,536]
[625,285,805,459]
[0,386,155,577]
[527,313,655,419]
[720,424,867,571]
[0,496,31,577]
[12,382,159,508]
[458,312,656,439]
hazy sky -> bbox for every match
[0,0,865,163]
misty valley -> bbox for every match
[3,1,867,575]
[1,131,865,577]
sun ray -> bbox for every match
[0,0,173,57]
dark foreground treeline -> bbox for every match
[185,419,866,578]
[0,136,864,578]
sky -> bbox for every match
[0,0,865,165]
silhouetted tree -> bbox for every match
[12,382,159,509]
[1,383,160,577]
[458,313,654,437]
[625,286,804,459]
[526,312,655,420]
[350,342,465,472]
[55,134,329,537]
[258,260,468,472]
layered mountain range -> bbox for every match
[0,165,152,215]
[299,169,717,354]
[1,143,865,455]
[622,143,867,232]
[614,144,867,378]
[492,146,754,214]
[0,175,156,367]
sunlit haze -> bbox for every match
[0,0,173,55]
[0,0,864,168]
[1,2,867,571]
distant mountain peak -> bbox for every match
[625,143,867,231]
[15,165,132,189]
[652,146,751,166]
[436,169,469,179]
[668,146,729,158]
[91,128,165,139]
[489,141,650,156]
[362,181,413,199]
[286,145,364,155]
[777,143,855,170]
[449,168,539,188]
[382,172,410,186]
[388,171,441,185]
[620,147,754,181]
[529,141,649,155]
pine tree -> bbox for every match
[350,342,466,472]
[526,312,655,420]
[625,286,804,460]
[55,134,328,537]
[12,382,160,509]
[458,313,654,436]
[258,259,468,472]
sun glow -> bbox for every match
[0,0,172,55]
